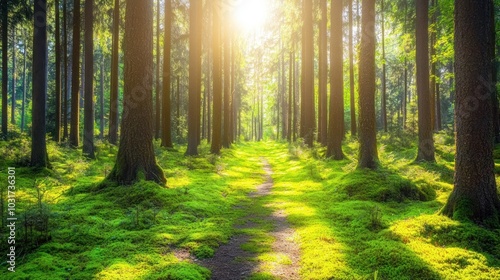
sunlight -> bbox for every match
[233,0,270,32]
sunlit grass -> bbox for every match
[1,131,500,279]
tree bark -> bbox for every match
[349,0,357,136]
[416,0,435,162]
[55,0,61,141]
[161,0,173,148]
[99,55,105,140]
[318,0,327,145]
[222,24,231,148]
[441,0,500,226]
[381,0,387,132]
[2,0,8,138]
[70,0,81,147]
[83,0,95,159]
[155,0,161,140]
[109,0,120,145]
[31,0,49,168]
[327,0,344,159]
[107,0,166,185]
[63,0,69,139]
[11,28,16,126]
[300,0,315,147]
[211,0,222,154]
[186,0,203,155]
[21,31,27,132]
[357,0,378,169]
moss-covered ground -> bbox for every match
[0,132,499,279]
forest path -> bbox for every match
[199,158,301,280]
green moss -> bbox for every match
[146,263,211,280]
[335,169,434,202]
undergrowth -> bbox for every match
[1,130,499,279]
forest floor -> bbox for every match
[1,132,500,279]
[199,159,300,279]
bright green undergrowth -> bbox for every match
[0,137,264,280]
[1,131,500,280]
[260,132,500,280]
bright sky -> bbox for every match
[232,0,270,32]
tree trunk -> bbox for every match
[155,0,161,140]
[63,0,69,140]
[301,0,315,147]
[349,0,357,136]
[176,75,180,138]
[83,0,95,159]
[2,0,8,138]
[99,55,105,139]
[54,0,61,141]
[21,31,27,132]
[416,0,435,162]
[70,0,81,147]
[288,48,293,143]
[222,25,231,148]
[381,0,387,132]
[430,0,437,131]
[31,0,49,168]
[186,0,202,155]
[109,0,120,145]
[327,0,344,159]
[490,0,499,143]
[211,0,222,154]
[441,0,500,226]
[11,28,16,126]
[107,0,166,185]
[357,0,378,169]
[161,0,173,148]
[317,0,327,145]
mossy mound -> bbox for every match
[335,170,436,202]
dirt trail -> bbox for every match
[198,159,301,280]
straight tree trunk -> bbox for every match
[430,0,437,131]
[21,31,27,132]
[186,0,203,155]
[381,0,387,132]
[109,0,120,145]
[301,0,315,147]
[349,0,357,136]
[318,0,328,145]
[402,1,408,130]
[70,0,81,147]
[491,1,500,143]
[281,42,287,140]
[327,0,344,159]
[211,0,222,154]
[55,0,62,141]
[357,0,378,169]
[176,75,180,138]
[63,0,69,139]
[11,29,16,126]
[2,0,8,138]
[83,0,95,159]
[293,47,298,142]
[222,25,231,148]
[441,0,500,226]
[161,0,173,148]
[288,48,293,142]
[416,0,435,162]
[155,0,161,139]
[31,0,49,168]
[107,0,166,185]
[99,55,105,139]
